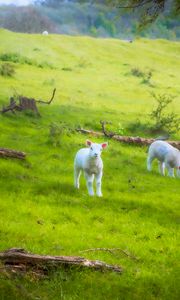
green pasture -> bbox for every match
[0,29,179,300]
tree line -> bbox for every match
[0,0,179,39]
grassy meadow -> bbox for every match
[0,29,180,300]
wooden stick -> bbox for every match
[0,248,122,274]
[76,128,180,150]
[0,148,26,159]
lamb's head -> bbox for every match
[86,140,108,159]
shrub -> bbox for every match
[0,63,15,77]
[131,67,152,85]
[117,122,125,135]
[141,71,152,84]
[131,68,144,77]
[149,93,180,134]
[38,61,54,69]
[62,67,73,71]
[0,52,33,65]
[0,52,54,69]
[48,122,74,147]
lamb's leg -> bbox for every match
[177,168,180,178]
[147,155,154,171]
[166,163,175,178]
[74,166,81,189]
[84,172,94,196]
[159,161,165,176]
[95,172,103,197]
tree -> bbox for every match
[37,1,179,26]
[99,0,180,26]
[36,0,180,29]
[1,6,55,33]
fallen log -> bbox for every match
[0,148,26,159]
[0,248,122,274]
[76,128,180,150]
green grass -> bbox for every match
[0,29,179,300]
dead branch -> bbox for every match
[36,88,56,105]
[0,148,26,159]
[100,120,115,138]
[1,89,56,115]
[76,128,104,137]
[0,248,122,274]
[1,97,19,114]
[76,128,180,150]
[79,248,138,261]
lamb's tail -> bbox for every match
[155,135,169,141]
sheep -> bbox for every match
[74,140,108,196]
[147,140,180,178]
[42,31,49,35]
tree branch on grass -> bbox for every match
[0,148,26,159]
[76,127,180,150]
[0,248,123,275]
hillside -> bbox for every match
[0,29,180,135]
[0,30,180,300]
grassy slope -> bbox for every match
[0,29,180,300]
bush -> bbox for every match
[131,68,144,77]
[0,52,54,69]
[0,63,15,77]
[0,52,33,65]
[149,93,180,134]
[48,122,74,147]
[131,67,152,85]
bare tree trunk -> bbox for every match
[0,248,122,274]
[0,148,26,159]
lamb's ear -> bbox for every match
[86,140,92,147]
[101,142,108,149]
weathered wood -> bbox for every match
[0,248,122,273]
[76,128,180,150]
[100,120,115,138]
[19,97,40,115]
[76,128,104,137]
[0,148,26,159]
[36,88,56,104]
[1,89,56,115]
[1,96,40,115]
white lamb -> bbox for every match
[147,140,180,178]
[74,140,108,196]
[42,31,49,35]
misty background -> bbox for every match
[0,0,179,39]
